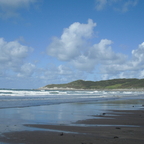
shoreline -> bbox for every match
[0,108,144,143]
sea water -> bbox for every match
[0,89,144,108]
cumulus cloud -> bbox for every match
[47,19,128,72]
[72,55,96,72]
[0,0,37,18]
[47,19,144,81]
[47,19,96,61]
[131,42,144,65]
[88,39,126,63]
[57,65,73,75]
[100,42,144,79]
[17,63,36,77]
[72,39,127,72]
[0,38,33,76]
[95,0,138,12]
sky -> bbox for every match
[0,0,144,89]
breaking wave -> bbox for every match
[0,89,143,108]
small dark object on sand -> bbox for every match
[114,136,119,139]
[60,132,64,136]
[102,113,106,115]
[116,127,121,129]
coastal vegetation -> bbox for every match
[44,78,144,89]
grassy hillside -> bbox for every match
[44,78,144,89]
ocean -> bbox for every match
[0,89,144,109]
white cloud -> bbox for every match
[88,39,126,64]
[100,42,144,79]
[47,19,144,81]
[72,55,96,72]
[95,0,138,12]
[0,37,87,88]
[47,20,127,72]
[0,38,32,75]
[88,39,113,59]
[131,42,144,65]
[47,19,96,61]
[0,0,36,7]
[71,39,127,72]
[17,63,36,77]
[58,65,73,75]
[0,0,37,18]
[39,65,85,85]
[95,0,108,11]
[121,0,138,12]
[128,42,144,70]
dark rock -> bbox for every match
[60,132,64,136]
[114,136,119,139]
[116,127,121,129]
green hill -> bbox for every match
[44,78,144,89]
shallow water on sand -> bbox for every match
[0,97,144,134]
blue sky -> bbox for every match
[0,0,144,89]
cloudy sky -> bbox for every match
[0,0,144,89]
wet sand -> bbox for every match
[0,109,144,144]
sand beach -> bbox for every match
[0,89,144,144]
[0,109,144,144]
